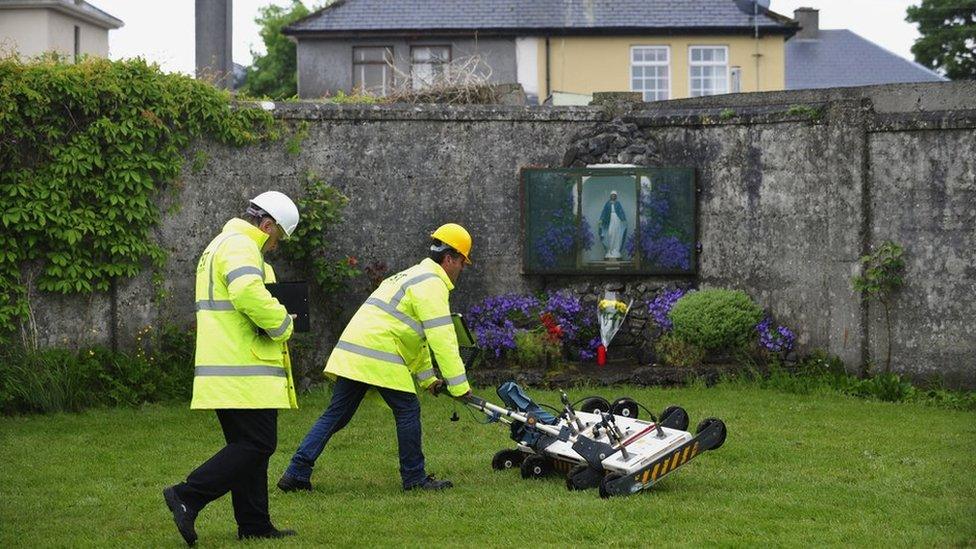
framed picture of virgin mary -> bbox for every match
[520,166,696,275]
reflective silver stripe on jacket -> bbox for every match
[226,265,264,286]
[445,373,468,386]
[195,365,286,377]
[415,368,437,381]
[267,314,292,338]
[389,272,440,308]
[365,298,424,338]
[335,340,405,365]
[196,300,235,311]
[421,315,453,329]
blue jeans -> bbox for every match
[285,376,426,488]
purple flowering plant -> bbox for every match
[533,192,594,268]
[647,287,691,331]
[756,317,796,353]
[467,290,600,362]
[626,182,693,271]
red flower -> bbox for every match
[540,313,564,343]
[346,256,358,267]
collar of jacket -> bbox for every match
[223,217,270,249]
[420,257,454,291]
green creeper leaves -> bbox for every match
[280,172,360,294]
[0,56,275,335]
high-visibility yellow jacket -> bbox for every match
[326,258,470,397]
[190,218,297,410]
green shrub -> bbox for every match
[669,289,763,352]
[513,330,561,370]
[654,333,705,368]
[737,351,976,411]
[0,323,194,415]
[0,347,100,414]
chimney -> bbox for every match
[794,7,819,39]
[195,0,233,89]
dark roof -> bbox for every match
[786,30,945,89]
[285,0,796,36]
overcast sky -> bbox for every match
[97,0,925,75]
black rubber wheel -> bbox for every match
[566,464,587,490]
[611,397,639,419]
[696,417,727,450]
[578,396,611,414]
[520,455,551,479]
[660,405,689,431]
[599,473,622,499]
[491,449,524,471]
[565,464,603,491]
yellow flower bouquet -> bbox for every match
[597,292,632,363]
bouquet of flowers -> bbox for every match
[596,291,632,365]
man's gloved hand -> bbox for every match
[428,379,445,396]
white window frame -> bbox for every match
[629,45,671,102]
[688,45,729,97]
[352,46,394,97]
[410,45,452,90]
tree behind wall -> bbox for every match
[241,0,311,99]
[906,0,976,80]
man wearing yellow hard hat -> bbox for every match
[277,223,473,492]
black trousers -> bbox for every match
[175,409,277,536]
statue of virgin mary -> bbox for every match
[599,190,627,260]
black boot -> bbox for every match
[162,486,198,546]
[239,527,297,540]
[277,473,313,492]
[405,474,454,491]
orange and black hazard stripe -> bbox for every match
[633,440,702,487]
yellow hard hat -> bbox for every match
[430,223,472,264]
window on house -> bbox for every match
[73,26,80,62]
[689,46,729,97]
[352,46,394,96]
[411,46,451,90]
[630,46,669,101]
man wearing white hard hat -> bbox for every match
[163,191,300,545]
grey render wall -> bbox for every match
[25,82,976,388]
[868,125,975,384]
[296,37,517,98]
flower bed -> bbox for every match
[468,285,798,372]
[467,291,599,367]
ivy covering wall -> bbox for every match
[0,56,276,336]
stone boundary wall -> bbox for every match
[26,82,976,388]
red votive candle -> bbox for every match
[597,344,606,366]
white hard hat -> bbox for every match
[250,191,299,237]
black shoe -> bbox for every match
[162,486,197,546]
[277,473,313,492]
[239,528,297,540]
[405,474,454,491]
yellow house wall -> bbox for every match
[537,35,786,100]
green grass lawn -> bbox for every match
[1,384,974,548]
